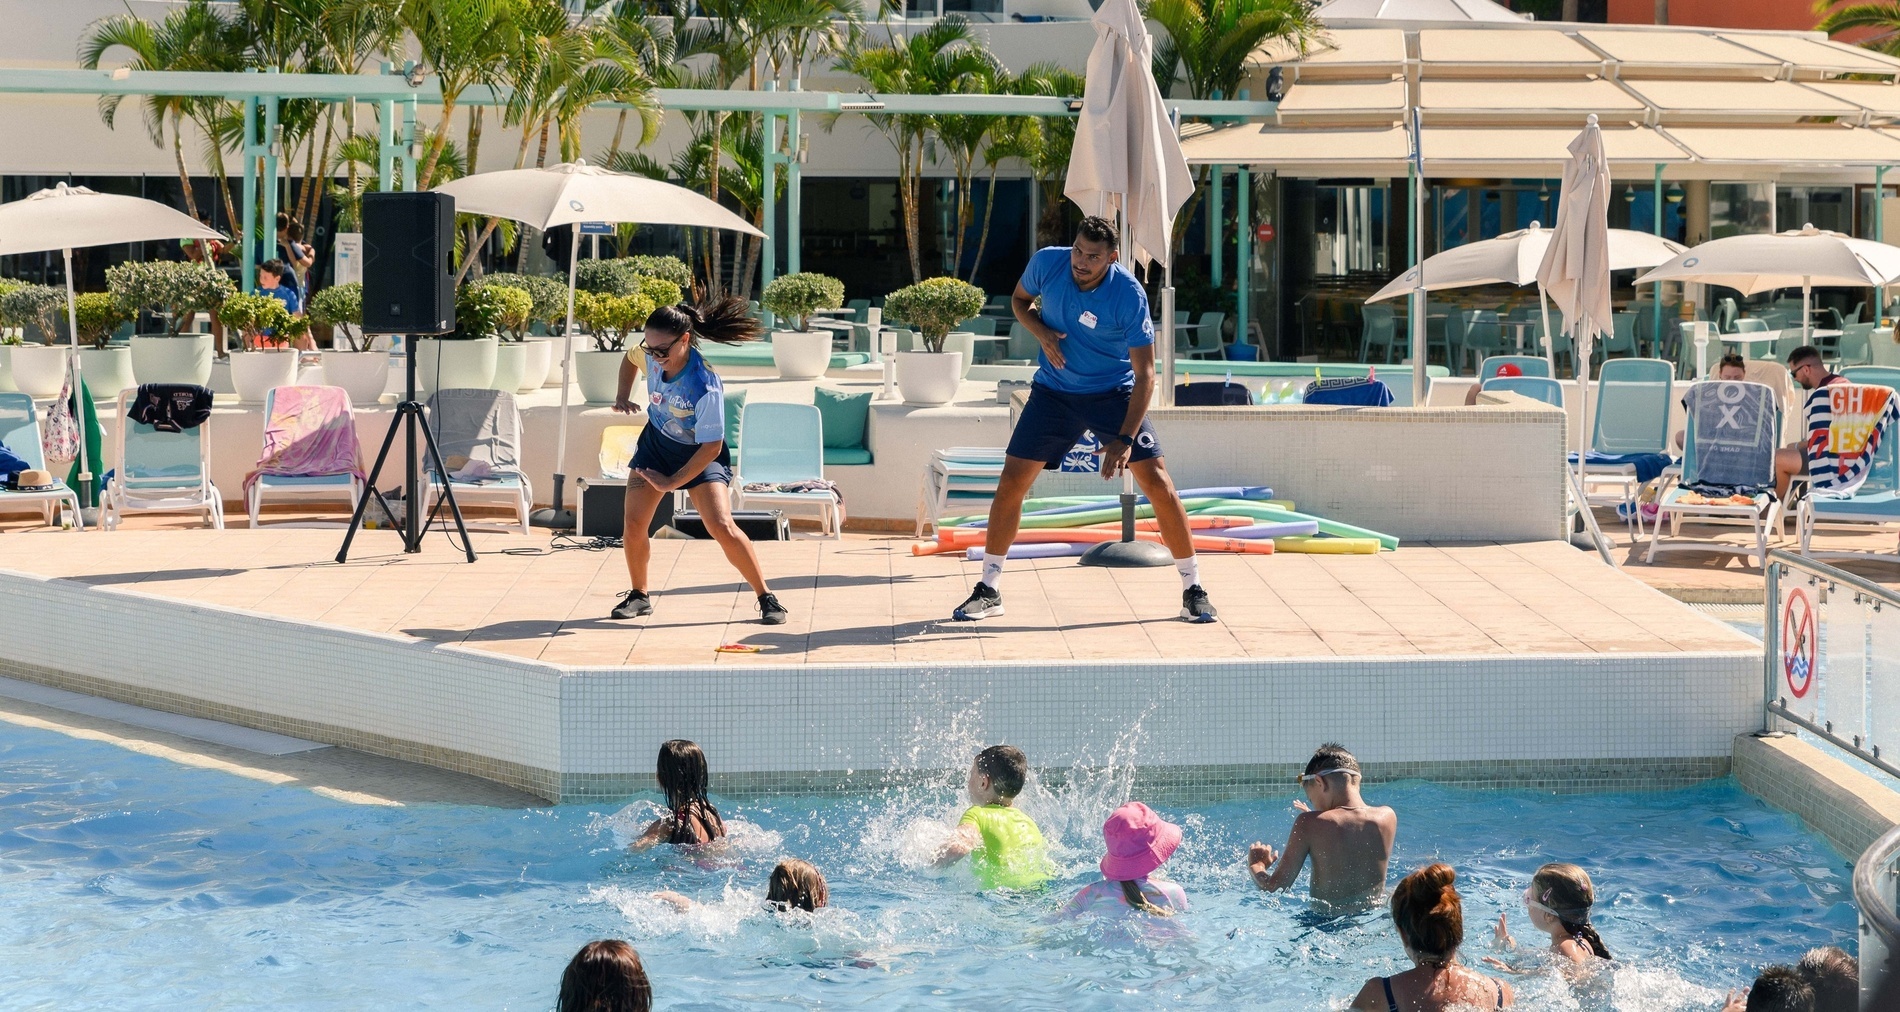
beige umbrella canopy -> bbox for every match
[1366,224,1685,303]
[1636,224,1900,347]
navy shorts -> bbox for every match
[630,424,731,489]
[1006,383,1162,470]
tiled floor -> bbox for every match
[0,527,1757,666]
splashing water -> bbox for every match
[0,715,1857,1010]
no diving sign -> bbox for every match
[1782,587,1817,699]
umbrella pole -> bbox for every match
[531,226,582,530]
[62,248,92,518]
[1538,286,1556,377]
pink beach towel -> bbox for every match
[243,385,366,497]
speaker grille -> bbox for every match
[360,192,456,334]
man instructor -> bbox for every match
[953,216,1217,624]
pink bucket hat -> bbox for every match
[1099,801,1183,881]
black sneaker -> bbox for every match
[953,582,1005,621]
[610,590,652,619]
[1180,585,1218,624]
[758,593,788,625]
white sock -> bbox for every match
[981,551,1005,590]
[1176,555,1200,591]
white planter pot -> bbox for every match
[575,350,627,404]
[770,329,832,380]
[516,338,552,393]
[77,347,135,401]
[895,350,964,406]
[322,351,392,405]
[230,349,299,404]
[492,341,529,393]
[9,345,70,399]
[535,334,575,387]
[131,333,215,387]
[210,360,233,396]
[0,346,16,393]
[414,337,498,396]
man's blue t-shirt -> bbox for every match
[254,283,301,316]
[640,346,726,446]
[1019,246,1154,395]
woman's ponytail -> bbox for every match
[645,298,760,346]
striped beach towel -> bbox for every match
[1805,382,1900,498]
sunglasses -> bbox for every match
[640,339,681,358]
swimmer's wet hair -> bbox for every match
[766,858,829,913]
[1798,946,1858,1012]
[558,939,651,1012]
[973,744,1029,799]
[1748,965,1816,1012]
[1304,743,1360,778]
[1390,863,1463,967]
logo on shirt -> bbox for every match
[1078,310,1098,329]
[650,391,663,405]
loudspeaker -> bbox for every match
[573,478,674,538]
[361,191,456,335]
[674,510,789,541]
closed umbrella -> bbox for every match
[0,183,222,515]
[1635,224,1900,368]
[433,162,765,528]
[1536,114,1615,565]
[1062,0,1194,568]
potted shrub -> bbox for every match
[107,260,232,386]
[762,272,845,380]
[0,284,71,398]
[623,255,694,294]
[219,291,296,402]
[573,290,655,403]
[480,284,536,393]
[73,292,134,402]
[414,284,504,396]
[882,277,986,405]
[480,272,567,392]
[306,282,387,404]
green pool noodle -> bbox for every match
[941,496,1397,551]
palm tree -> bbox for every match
[382,0,517,190]
[1014,62,1086,248]
[300,0,399,235]
[80,0,247,221]
[836,16,996,283]
[1815,3,1900,56]
[935,59,1009,279]
[969,107,1037,283]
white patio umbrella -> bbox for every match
[1536,114,1615,564]
[432,161,764,528]
[1062,0,1194,568]
[1367,223,1685,374]
[0,183,222,514]
[1635,224,1900,365]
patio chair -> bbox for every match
[1481,375,1564,407]
[919,446,1006,536]
[1875,328,1900,368]
[1000,321,1039,364]
[102,386,223,531]
[1574,358,1674,532]
[1602,312,1638,364]
[1831,322,1876,367]
[1359,304,1397,364]
[1645,380,1781,566]
[1796,382,1900,563]
[1184,311,1226,360]
[1741,359,1801,445]
[245,384,366,527]
[0,391,81,530]
[733,401,839,538]
[1842,365,1900,390]
[1477,355,1551,380]
[845,298,871,324]
[1434,310,1469,373]
[1460,311,1506,374]
[956,316,997,336]
[423,387,532,535]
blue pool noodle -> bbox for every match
[963,486,1274,527]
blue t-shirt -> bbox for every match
[640,346,725,446]
[254,284,301,316]
[1020,246,1154,395]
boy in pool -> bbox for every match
[934,744,1055,890]
[1247,743,1397,912]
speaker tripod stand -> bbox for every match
[336,335,476,563]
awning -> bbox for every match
[1417,29,1602,73]
[1314,0,1522,22]
[1806,81,1900,118]
[1665,126,1900,164]
[1179,123,1689,175]
[1181,124,1412,172]
[1420,126,1690,171]
[1718,33,1900,77]
[1277,80,1408,122]
[1620,79,1862,122]
[1575,29,1781,77]
[1418,79,1642,121]
[1249,29,1406,79]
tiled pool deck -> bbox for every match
[0,529,1755,666]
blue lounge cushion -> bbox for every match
[814,386,871,449]
[1812,491,1900,518]
[724,388,747,451]
[822,447,874,465]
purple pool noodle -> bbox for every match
[963,543,1087,560]
[964,486,1275,528]
[1219,521,1320,540]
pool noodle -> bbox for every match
[1077,515,1260,532]
[1188,502,1399,551]
[1272,536,1383,555]
[962,543,1086,560]
[1208,521,1320,540]
[964,497,1270,530]
[925,527,1275,554]
[942,487,1273,527]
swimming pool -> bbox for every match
[0,719,1856,1010]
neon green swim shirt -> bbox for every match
[959,803,1055,890]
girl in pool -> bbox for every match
[1487,863,1613,969]
[1064,801,1187,917]
[655,858,830,913]
[1349,863,1514,1011]
[558,939,651,1012]
[609,298,787,625]
[631,739,726,849]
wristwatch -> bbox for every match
[1111,432,1134,447]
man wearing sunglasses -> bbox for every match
[1774,345,1847,500]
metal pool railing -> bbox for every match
[1855,822,1900,1008]
[1763,550,1900,778]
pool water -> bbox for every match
[0,719,1857,1011]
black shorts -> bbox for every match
[1005,383,1162,470]
[629,424,731,489]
